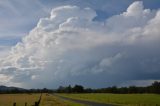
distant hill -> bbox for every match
[0,85,25,91]
[0,85,53,93]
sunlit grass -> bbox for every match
[0,93,85,106]
[0,93,40,106]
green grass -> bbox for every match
[62,99,86,106]
[58,93,160,106]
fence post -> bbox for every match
[25,102,27,106]
[35,102,38,106]
[13,102,16,106]
[34,93,42,106]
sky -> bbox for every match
[0,0,160,89]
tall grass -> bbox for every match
[0,93,85,106]
[0,94,40,106]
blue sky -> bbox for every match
[0,0,160,88]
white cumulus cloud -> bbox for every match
[0,1,160,88]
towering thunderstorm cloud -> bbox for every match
[0,1,160,88]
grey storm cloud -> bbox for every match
[0,1,160,88]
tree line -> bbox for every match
[0,88,53,94]
[55,81,160,94]
[0,81,160,94]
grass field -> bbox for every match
[1,93,160,106]
[41,94,85,106]
[0,94,40,106]
[0,93,85,106]
[58,93,160,106]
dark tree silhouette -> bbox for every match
[73,85,84,93]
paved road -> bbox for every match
[53,94,115,106]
